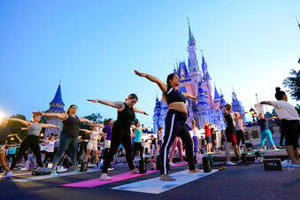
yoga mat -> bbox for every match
[113,169,218,194]
[171,161,188,167]
[60,170,158,188]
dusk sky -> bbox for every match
[0,0,299,127]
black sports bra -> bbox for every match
[164,88,186,105]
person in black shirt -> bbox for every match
[223,104,240,166]
[88,94,148,180]
[40,105,93,175]
[135,70,199,181]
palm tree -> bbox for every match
[283,69,300,101]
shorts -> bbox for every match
[158,140,162,146]
[104,140,111,149]
[205,136,212,143]
[225,132,237,146]
[236,130,245,145]
[280,120,299,149]
[87,141,98,151]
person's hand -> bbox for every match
[190,95,197,101]
[134,70,146,77]
[87,99,100,103]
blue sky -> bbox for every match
[0,0,299,126]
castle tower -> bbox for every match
[213,86,221,110]
[231,89,246,122]
[200,54,213,108]
[153,97,161,134]
[45,83,65,137]
[187,19,202,98]
[197,83,210,128]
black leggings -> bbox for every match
[133,142,144,160]
[160,110,195,175]
[44,152,54,163]
[10,135,43,170]
[102,125,134,173]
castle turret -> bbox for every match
[200,54,213,107]
[197,83,210,128]
[231,89,246,122]
[45,83,65,137]
[153,97,161,134]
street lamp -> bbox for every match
[249,108,257,122]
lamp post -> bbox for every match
[249,108,257,122]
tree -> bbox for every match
[80,113,103,129]
[283,69,300,101]
[7,114,28,139]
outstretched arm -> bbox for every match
[134,70,167,92]
[39,112,68,120]
[8,118,31,127]
[87,99,124,110]
[133,107,148,115]
[79,117,94,124]
[182,93,197,101]
[41,124,61,129]
[79,129,92,134]
[260,101,280,109]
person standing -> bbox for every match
[87,94,148,180]
[135,70,199,181]
[260,87,300,164]
[40,105,93,175]
[223,104,240,166]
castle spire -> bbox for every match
[214,86,220,100]
[187,17,196,46]
[50,83,64,105]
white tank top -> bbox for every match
[46,141,55,152]
[90,131,99,143]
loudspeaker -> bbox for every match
[263,159,282,171]
[139,159,147,174]
[81,161,88,172]
[202,156,211,173]
[241,153,247,163]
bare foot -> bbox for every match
[189,168,201,173]
[160,174,176,181]
[130,169,138,174]
[99,173,111,180]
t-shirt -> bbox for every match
[270,100,300,120]
[158,132,163,141]
[257,119,269,132]
[134,128,143,143]
[0,126,9,145]
[104,125,113,141]
[204,125,211,137]
[8,146,17,154]
[46,141,55,152]
[234,118,244,131]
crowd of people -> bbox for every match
[0,70,299,181]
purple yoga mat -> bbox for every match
[60,170,158,188]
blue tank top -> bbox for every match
[164,88,186,105]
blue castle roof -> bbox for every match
[214,86,220,100]
[50,84,64,105]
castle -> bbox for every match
[153,21,245,134]
[44,83,65,137]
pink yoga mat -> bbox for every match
[171,162,188,167]
[60,170,158,188]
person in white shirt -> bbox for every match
[261,87,300,164]
[80,123,105,165]
[43,135,58,165]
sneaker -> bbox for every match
[160,174,176,181]
[51,171,58,176]
[74,169,81,173]
[4,171,13,177]
[20,167,28,171]
[99,173,111,180]
[169,162,175,166]
[226,161,236,166]
[108,167,115,171]
[57,166,67,172]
